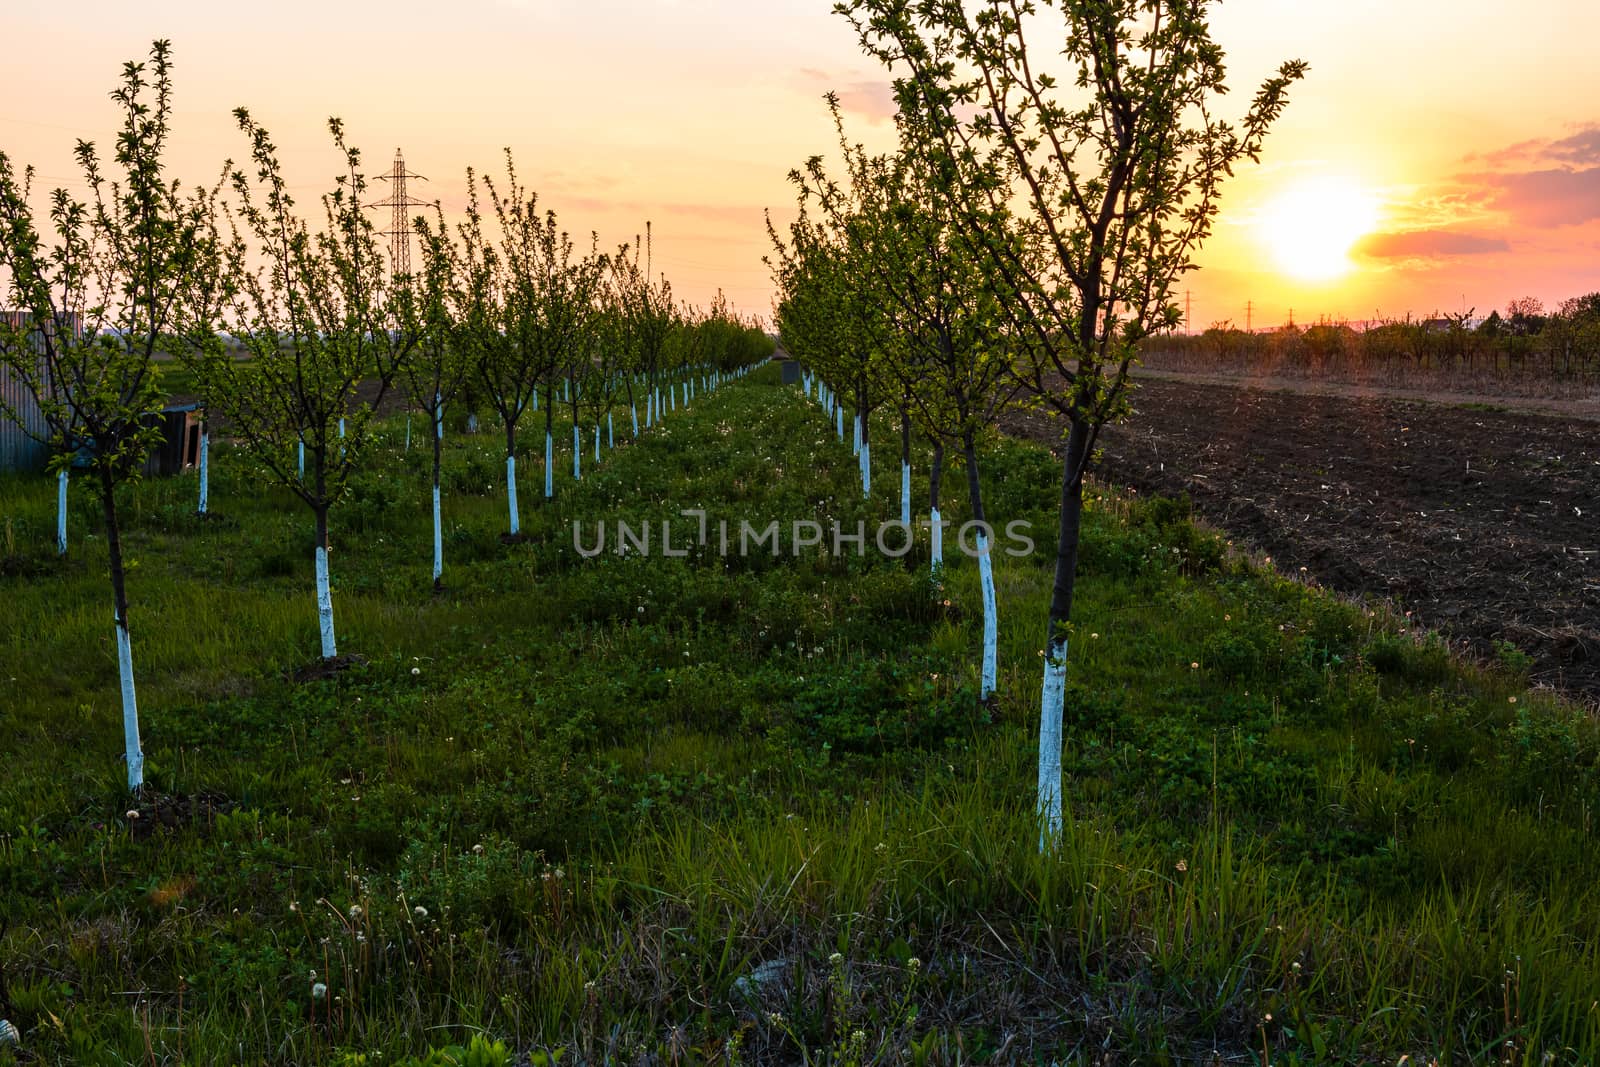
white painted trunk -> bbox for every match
[197,431,210,515]
[315,545,338,659]
[56,469,68,555]
[930,506,943,572]
[671,387,677,413]
[853,414,861,456]
[544,432,553,498]
[1038,647,1068,850]
[432,482,443,582]
[467,413,479,433]
[607,412,614,449]
[594,424,601,463]
[297,439,305,480]
[977,532,998,699]
[835,407,844,440]
[860,441,870,496]
[901,461,911,527]
[404,415,411,451]
[507,455,521,535]
[115,618,144,792]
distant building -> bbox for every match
[2,311,201,476]
[0,310,80,472]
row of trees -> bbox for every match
[773,0,1303,848]
[0,42,769,792]
[1152,296,1600,383]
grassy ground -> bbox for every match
[1,365,1597,1065]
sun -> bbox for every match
[1256,177,1381,282]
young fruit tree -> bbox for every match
[0,41,218,792]
[788,94,1020,697]
[201,112,417,662]
[839,0,1304,846]
[404,209,473,590]
[611,227,674,440]
[455,161,541,536]
[550,234,608,483]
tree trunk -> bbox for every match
[432,405,444,590]
[314,499,338,660]
[56,468,69,556]
[505,417,521,536]
[543,384,555,500]
[1037,416,1092,850]
[900,404,912,528]
[929,440,944,573]
[98,464,143,793]
[197,426,209,516]
[857,384,871,496]
[962,431,997,700]
[569,392,582,481]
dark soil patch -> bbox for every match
[125,791,235,842]
[1004,378,1600,698]
[292,653,369,683]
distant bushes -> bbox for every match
[1145,295,1600,392]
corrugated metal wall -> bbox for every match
[0,311,52,472]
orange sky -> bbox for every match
[4,0,1598,329]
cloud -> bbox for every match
[793,69,898,124]
[1356,229,1510,261]
[1460,125,1600,227]
[1547,128,1600,165]
[1479,166,1600,228]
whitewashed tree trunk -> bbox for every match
[433,401,444,584]
[853,414,861,456]
[506,455,521,535]
[404,414,411,451]
[315,544,337,659]
[297,439,305,480]
[573,425,581,480]
[56,469,68,555]
[432,483,443,583]
[1038,647,1068,849]
[544,432,553,498]
[115,615,143,791]
[607,412,614,449]
[930,507,943,572]
[631,404,639,437]
[594,424,601,463]
[977,531,998,699]
[860,442,871,496]
[197,430,209,515]
[901,461,911,527]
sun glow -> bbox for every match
[1256,177,1381,282]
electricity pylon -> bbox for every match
[367,148,432,279]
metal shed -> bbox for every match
[0,358,50,472]
[143,403,203,477]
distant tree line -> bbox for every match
[1148,294,1600,385]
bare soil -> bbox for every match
[1005,377,1600,698]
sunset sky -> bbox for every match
[5,0,1598,330]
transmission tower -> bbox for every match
[366,148,432,278]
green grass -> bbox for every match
[2,365,1598,1064]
